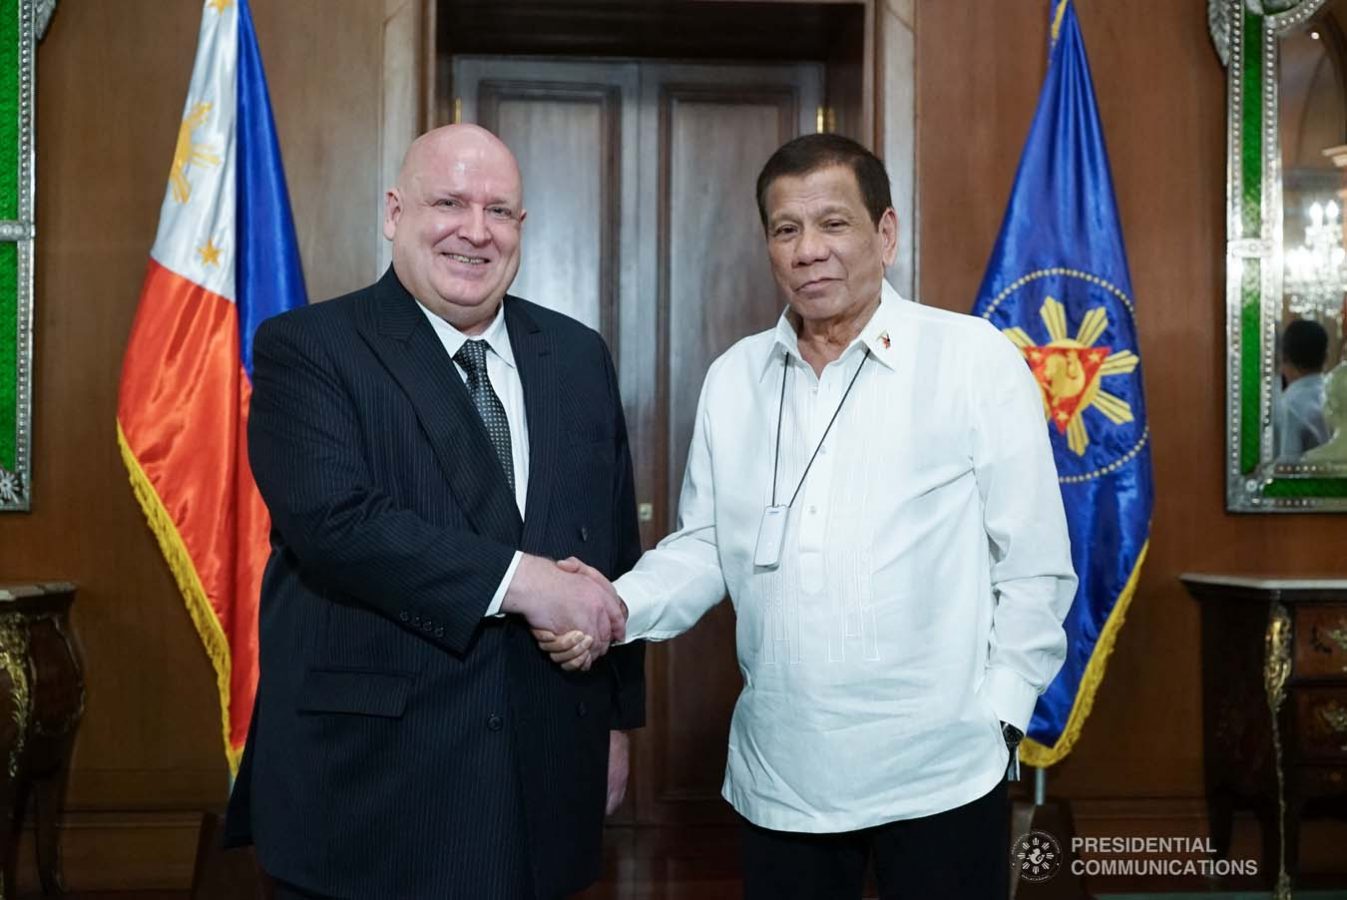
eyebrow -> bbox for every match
[769,204,856,226]
[428,190,519,208]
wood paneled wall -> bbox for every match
[917,0,1347,813]
[0,0,385,888]
[4,0,1345,889]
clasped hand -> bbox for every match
[532,557,627,671]
[502,554,626,671]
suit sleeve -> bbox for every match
[248,313,516,656]
[596,335,646,730]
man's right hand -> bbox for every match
[500,554,627,664]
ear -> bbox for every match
[382,189,403,242]
[878,207,899,268]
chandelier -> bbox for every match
[1284,198,1347,324]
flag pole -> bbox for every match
[1033,765,1046,807]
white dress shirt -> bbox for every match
[1274,372,1329,461]
[417,301,528,616]
[614,281,1077,833]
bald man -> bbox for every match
[224,125,645,899]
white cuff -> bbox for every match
[484,551,523,618]
[980,666,1041,733]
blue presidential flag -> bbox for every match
[972,0,1153,768]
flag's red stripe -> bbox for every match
[118,259,266,752]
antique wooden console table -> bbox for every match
[1181,575,1347,899]
[0,582,84,899]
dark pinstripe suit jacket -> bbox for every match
[224,267,646,899]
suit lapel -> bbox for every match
[355,269,522,546]
[505,298,559,554]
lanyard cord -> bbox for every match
[771,347,871,508]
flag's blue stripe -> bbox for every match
[235,0,306,377]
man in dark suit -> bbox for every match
[224,124,644,899]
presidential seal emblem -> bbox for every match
[1012,830,1063,883]
[1002,295,1139,456]
[979,267,1150,485]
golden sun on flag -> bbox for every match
[171,102,222,204]
[1001,296,1139,456]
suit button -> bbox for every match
[422,621,433,632]
[487,714,504,731]
[576,701,588,718]
[434,626,445,637]
[412,615,422,626]
[399,612,409,622]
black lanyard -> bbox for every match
[771,347,871,508]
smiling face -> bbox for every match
[383,125,526,333]
[763,164,897,333]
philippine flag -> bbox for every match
[116,0,306,772]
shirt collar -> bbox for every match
[761,279,904,380]
[417,299,518,370]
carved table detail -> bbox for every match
[0,582,85,899]
[1183,575,1347,900]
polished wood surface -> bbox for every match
[440,1,863,63]
[1295,603,1347,678]
[379,0,437,276]
[1181,576,1347,886]
[0,583,84,898]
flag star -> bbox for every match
[206,0,234,12]
[198,239,223,267]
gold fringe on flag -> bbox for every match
[117,420,242,775]
[1019,537,1150,769]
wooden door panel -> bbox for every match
[491,92,610,332]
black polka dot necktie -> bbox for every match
[453,340,515,491]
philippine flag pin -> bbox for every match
[879,331,891,350]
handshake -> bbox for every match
[501,554,627,671]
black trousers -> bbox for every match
[740,780,1009,900]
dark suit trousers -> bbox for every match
[739,780,1009,900]
[268,864,536,900]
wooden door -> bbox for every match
[455,56,823,825]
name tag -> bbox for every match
[753,505,789,568]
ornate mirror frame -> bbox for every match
[0,0,51,512]
[1214,0,1347,511]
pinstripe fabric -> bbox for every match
[224,268,646,899]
